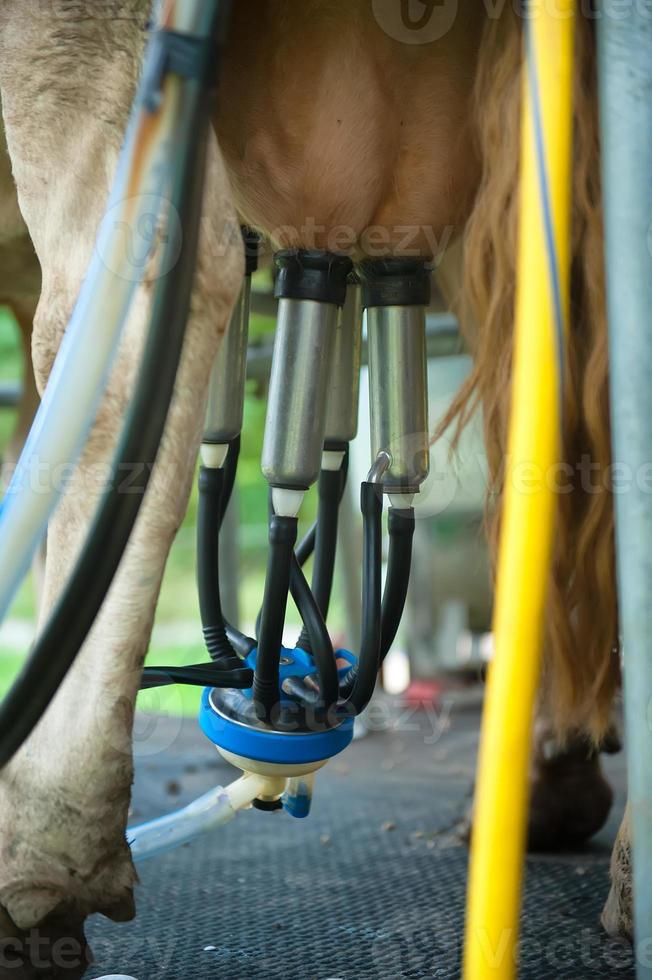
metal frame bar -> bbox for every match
[599,13,652,975]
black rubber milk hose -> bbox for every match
[337,481,383,717]
[195,463,253,682]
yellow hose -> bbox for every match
[463,8,575,979]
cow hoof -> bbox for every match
[602,882,633,943]
[527,732,614,852]
[602,813,633,941]
[0,906,91,979]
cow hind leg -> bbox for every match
[602,808,633,941]
[0,5,242,976]
[527,719,618,852]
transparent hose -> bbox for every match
[0,69,184,624]
[129,773,271,863]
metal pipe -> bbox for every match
[0,382,21,410]
[204,280,252,445]
[244,312,463,389]
[336,477,363,653]
[261,251,352,491]
[599,13,652,971]
[324,280,363,445]
[261,298,339,490]
[363,260,430,493]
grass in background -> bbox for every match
[0,308,36,624]
[0,307,21,444]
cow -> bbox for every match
[0,2,628,976]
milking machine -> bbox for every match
[130,248,432,856]
[0,0,431,859]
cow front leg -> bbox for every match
[0,5,242,977]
